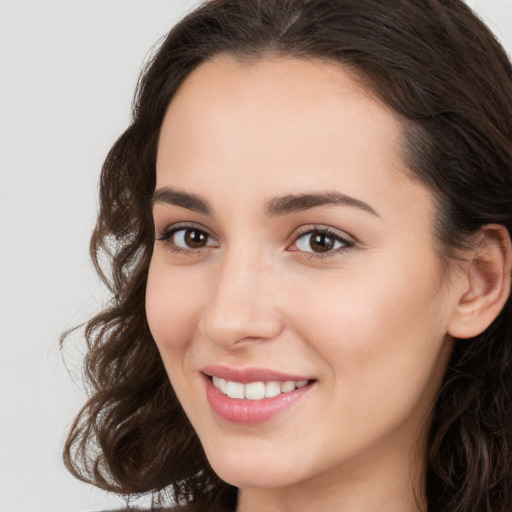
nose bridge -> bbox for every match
[198,241,283,348]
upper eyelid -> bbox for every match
[290,224,355,243]
[156,222,356,247]
[157,221,217,239]
[156,225,219,253]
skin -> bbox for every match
[145,56,471,512]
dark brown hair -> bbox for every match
[63,1,512,511]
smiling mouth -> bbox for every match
[211,376,311,400]
[202,368,316,423]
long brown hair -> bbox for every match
[63,1,512,511]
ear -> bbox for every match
[448,224,512,339]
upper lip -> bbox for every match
[201,365,314,383]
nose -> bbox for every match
[197,248,284,350]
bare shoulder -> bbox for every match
[103,497,235,512]
[104,508,189,512]
[104,506,223,512]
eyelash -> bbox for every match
[156,223,218,257]
[289,226,355,259]
[156,224,355,260]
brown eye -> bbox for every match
[162,227,218,250]
[294,228,352,255]
[184,229,209,248]
[309,232,335,253]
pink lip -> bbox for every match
[200,366,315,424]
[201,365,314,384]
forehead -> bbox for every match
[155,55,432,224]
[158,55,397,162]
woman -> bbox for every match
[63,0,512,511]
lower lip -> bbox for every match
[204,376,313,424]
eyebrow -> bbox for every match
[152,187,213,215]
[265,192,379,217]
[152,186,379,218]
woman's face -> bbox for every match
[146,56,462,497]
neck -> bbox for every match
[236,442,427,512]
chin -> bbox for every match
[205,447,307,489]
[214,466,299,490]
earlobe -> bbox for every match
[448,224,512,339]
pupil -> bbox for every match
[310,233,334,253]
[185,229,207,248]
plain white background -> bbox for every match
[0,1,510,511]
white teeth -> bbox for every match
[265,381,282,398]
[212,376,227,394]
[280,381,296,393]
[244,381,266,400]
[226,381,245,399]
[212,377,310,400]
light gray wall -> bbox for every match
[0,1,510,511]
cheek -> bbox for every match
[145,259,202,357]
[145,259,217,428]
[290,255,449,384]
[289,262,451,447]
